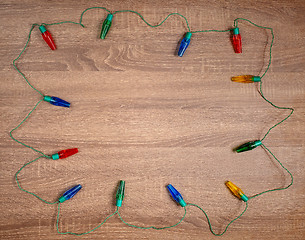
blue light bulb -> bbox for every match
[178,32,192,57]
[59,184,82,203]
[43,96,70,108]
[166,184,186,207]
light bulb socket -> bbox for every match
[233,27,239,35]
[185,32,192,40]
[39,25,47,34]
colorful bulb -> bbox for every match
[39,25,56,50]
[59,184,82,203]
[51,148,78,160]
[225,181,248,202]
[231,75,261,83]
[116,180,125,207]
[100,14,113,39]
[43,96,70,108]
[236,140,262,153]
[232,27,242,53]
[166,184,186,207]
[178,32,192,57]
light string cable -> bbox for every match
[233,18,294,198]
[11,6,294,236]
[11,20,84,205]
[187,202,248,236]
[10,20,83,156]
[249,143,293,200]
[15,155,59,204]
[234,18,294,142]
[11,18,120,235]
[117,206,187,230]
[79,7,191,31]
[56,203,118,236]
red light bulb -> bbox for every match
[232,27,242,53]
[52,148,78,160]
[39,25,56,50]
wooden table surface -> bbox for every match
[1,0,305,239]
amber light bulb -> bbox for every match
[231,75,261,83]
[225,181,248,202]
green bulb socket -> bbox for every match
[252,76,261,82]
[254,140,262,147]
[43,95,52,102]
[232,27,239,35]
[240,194,248,202]
[106,14,113,21]
[116,199,123,207]
[59,196,66,203]
[179,199,187,207]
[39,25,47,34]
[185,32,192,40]
[52,153,59,160]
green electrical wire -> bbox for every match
[56,204,118,236]
[9,99,50,158]
[15,156,58,204]
[79,7,112,27]
[259,81,294,141]
[112,10,191,32]
[190,29,232,33]
[11,7,295,237]
[249,143,293,200]
[42,21,83,27]
[13,24,43,96]
[10,21,84,157]
[79,7,192,31]
[117,206,187,230]
[233,18,294,141]
[13,20,84,97]
[234,18,273,79]
[187,202,248,236]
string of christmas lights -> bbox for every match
[11,7,294,236]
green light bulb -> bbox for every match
[100,14,113,39]
[236,140,262,153]
[116,180,125,207]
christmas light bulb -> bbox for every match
[232,27,242,53]
[236,140,262,153]
[116,180,125,207]
[166,184,186,207]
[231,75,261,83]
[225,181,248,202]
[39,25,56,50]
[59,184,82,203]
[100,14,113,39]
[43,96,70,108]
[51,148,78,160]
[178,32,192,57]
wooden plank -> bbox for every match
[0,0,305,239]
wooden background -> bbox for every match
[1,0,305,239]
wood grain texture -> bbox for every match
[1,0,305,239]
